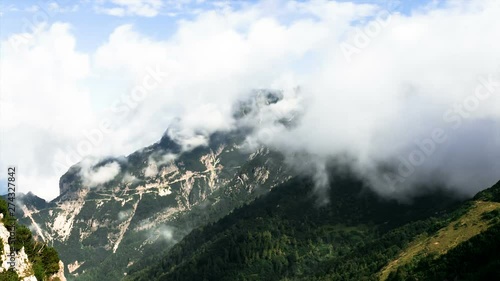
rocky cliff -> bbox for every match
[0,213,66,281]
[17,131,291,280]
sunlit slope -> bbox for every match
[380,200,500,280]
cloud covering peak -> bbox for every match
[1,0,500,200]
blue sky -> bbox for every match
[0,0,435,52]
[0,0,255,51]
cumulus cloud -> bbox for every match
[0,23,94,199]
[1,0,500,200]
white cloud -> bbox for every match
[143,165,158,178]
[0,4,19,14]
[47,2,79,13]
[118,209,132,221]
[122,172,139,184]
[80,160,121,186]
[95,0,163,17]
[0,23,94,200]
[144,152,177,177]
[156,225,176,242]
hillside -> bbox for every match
[384,181,500,281]
[127,176,500,281]
[16,131,291,280]
[0,198,66,281]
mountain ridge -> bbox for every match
[15,127,292,280]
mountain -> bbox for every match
[16,129,291,280]
[12,89,500,280]
[0,198,66,281]
[14,129,500,281]
[126,172,500,281]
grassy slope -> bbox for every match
[380,180,500,281]
[380,200,500,280]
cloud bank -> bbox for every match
[1,0,500,200]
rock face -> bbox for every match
[18,131,292,280]
[48,261,67,281]
[0,211,66,281]
[0,215,36,280]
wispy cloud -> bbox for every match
[47,2,79,14]
[94,0,163,17]
[0,4,19,16]
[79,159,121,187]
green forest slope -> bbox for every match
[126,174,500,281]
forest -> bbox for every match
[126,176,500,281]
